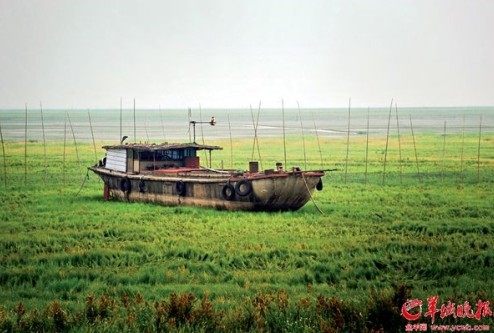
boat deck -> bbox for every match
[151,167,236,179]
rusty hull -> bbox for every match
[89,166,324,211]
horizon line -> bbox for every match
[0,104,493,111]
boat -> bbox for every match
[88,139,328,211]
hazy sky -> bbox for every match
[0,0,493,109]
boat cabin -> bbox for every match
[101,143,222,174]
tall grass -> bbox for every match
[0,133,493,331]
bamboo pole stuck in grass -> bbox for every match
[227,113,233,169]
[254,101,263,169]
[477,115,482,183]
[395,103,403,184]
[460,116,465,184]
[67,112,82,180]
[63,112,67,186]
[120,97,123,141]
[364,107,370,184]
[249,105,256,161]
[146,111,152,142]
[24,103,28,186]
[382,99,393,185]
[88,110,97,164]
[159,105,166,142]
[198,104,209,166]
[311,112,323,169]
[441,121,447,183]
[0,120,6,187]
[40,102,47,185]
[409,115,421,183]
[250,101,262,169]
[144,118,150,143]
[297,101,307,170]
[345,98,351,183]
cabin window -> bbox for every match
[184,149,196,157]
[156,150,183,161]
[139,151,155,161]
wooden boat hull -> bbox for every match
[89,167,324,211]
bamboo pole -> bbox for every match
[460,116,465,184]
[477,115,482,183]
[227,113,233,169]
[198,104,209,166]
[0,120,7,186]
[250,102,262,169]
[364,107,370,184]
[441,121,447,183]
[144,118,150,143]
[88,110,97,163]
[255,102,262,168]
[63,112,67,186]
[40,102,47,185]
[311,112,323,168]
[24,103,28,186]
[409,115,421,183]
[345,98,351,183]
[159,105,166,141]
[297,101,307,170]
[120,97,123,141]
[67,112,82,180]
[395,103,403,184]
[382,99,393,185]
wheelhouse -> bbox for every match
[102,143,222,174]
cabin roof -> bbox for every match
[102,142,223,151]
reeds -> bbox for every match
[0,285,425,332]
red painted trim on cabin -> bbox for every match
[153,167,202,174]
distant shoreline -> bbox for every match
[0,106,492,142]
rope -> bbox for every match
[76,169,90,196]
[301,173,325,215]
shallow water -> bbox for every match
[0,106,492,142]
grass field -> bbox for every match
[0,132,493,332]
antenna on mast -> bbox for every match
[189,116,216,143]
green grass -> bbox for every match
[0,133,493,331]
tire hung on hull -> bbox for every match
[221,183,235,201]
[235,180,252,196]
[176,181,186,196]
[120,177,131,193]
